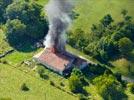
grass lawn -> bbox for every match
[73,0,134,33]
[0,63,77,100]
[35,0,48,5]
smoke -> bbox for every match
[44,0,73,52]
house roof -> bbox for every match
[33,48,89,75]
[34,48,74,71]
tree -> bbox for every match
[6,19,26,36]
[121,9,128,17]
[118,37,133,55]
[5,19,26,45]
[69,68,88,93]
[100,14,114,27]
[21,83,29,91]
[69,74,83,93]
[68,29,88,51]
[93,74,127,100]
[0,0,13,23]
[121,9,132,22]
[6,19,27,39]
[5,0,48,39]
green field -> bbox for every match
[73,0,134,33]
[37,0,134,33]
[0,64,76,100]
[36,0,134,33]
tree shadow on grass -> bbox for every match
[7,35,39,53]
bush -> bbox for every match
[127,83,134,94]
[21,83,29,91]
[69,74,83,93]
[2,60,8,64]
[38,68,49,80]
[69,68,88,94]
[111,58,132,75]
[78,94,88,100]
[118,37,133,55]
[82,64,107,76]
[50,81,55,86]
[114,72,122,82]
[130,84,134,94]
[60,82,65,87]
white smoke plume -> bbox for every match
[44,0,74,52]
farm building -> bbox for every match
[33,48,88,75]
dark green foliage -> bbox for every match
[0,0,13,23]
[121,9,128,17]
[127,83,134,94]
[5,0,48,39]
[69,75,83,93]
[21,83,29,91]
[82,64,107,76]
[6,19,26,37]
[93,74,127,100]
[68,29,89,51]
[69,68,88,94]
[100,14,114,27]
[78,94,88,100]
[130,84,134,94]
[60,82,65,87]
[114,73,122,82]
[50,81,55,86]
[2,60,8,64]
[38,68,49,80]
[118,37,133,55]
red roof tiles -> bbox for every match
[34,48,88,74]
[36,48,73,71]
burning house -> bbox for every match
[33,0,88,75]
[34,48,88,75]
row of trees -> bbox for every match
[0,0,48,45]
[68,10,134,62]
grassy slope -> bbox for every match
[73,0,134,33]
[36,0,134,33]
[0,64,76,100]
